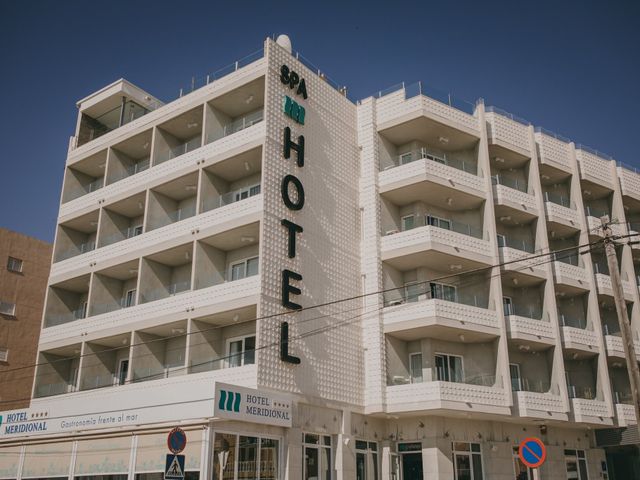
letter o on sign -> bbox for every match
[281,174,305,210]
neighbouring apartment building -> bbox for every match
[0,229,51,410]
[0,35,639,479]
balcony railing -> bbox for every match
[81,373,119,390]
[155,136,202,164]
[498,236,534,253]
[90,296,137,316]
[207,109,264,144]
[512,378,550,393]
[45,307,87,327]
[383,284,488,309]
[567,385,596,400]
[585,205,610,219]
[132,363,185,382]
[593,261,610,275]
[385,147,477,175]
[56,239,96,262]
[201,185,261,212]
[110,157,151,183]
[35,381,77,398]
[491,174,527,193]
[167,204,197,223]
[544,191,572,208]
[559,313,587,330]
[140,281,192,303]
[553,251,580,266]
[504,304,542,320]
[100,226,143,247]
[384,214,483,239]
[614,391,634,405]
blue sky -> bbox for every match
[1,0,638,242]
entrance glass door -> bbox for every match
[401,453,423,480]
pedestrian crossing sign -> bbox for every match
[165,454,185,479]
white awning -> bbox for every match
[0,446,22,478]
[22,442,73,478]
[74,436,132,474]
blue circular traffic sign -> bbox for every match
[519,437,546,468]
[167,427,187,454]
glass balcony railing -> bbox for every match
[553,251,580,266]
[559,313,587,330]
[132,363,185,382]
[628,221,640,233]
[384,214,483,239]
[35,382,77,398]
[544,191,572,208]
[81,374,118,390]
[614,391,634,404]
[603,323,621,336]
[45,307,87,327]
[383,283,488,309]
[462,374,496,387]
[206,109,265,144]
[155,136,202,164]
[592,261,610,275]
[504,304,543,320]
[90,296,137,316]
[167,204,196,223]
[512,378,550,393]
[56,239,96,262]
[567,384,595,400]
[201,185,261,212]
[109,158,151,183]
[491,174,528,193]
[100,226,143,247]
[497,236,534,253]
[585,205,610,219]
[385,147,477,175]
[140,281,192,303]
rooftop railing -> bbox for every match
[485,106,531,126]
[372,81,476,115]
[534,126,571,144]
[576,144,614,161]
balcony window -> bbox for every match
[116,359,129,386]
[226,334,256,368]
[124,289,137,308]
[564,450,588,480]
[356,441,379,480]
[426,214,451,230]
[401,215,415,231]
[431,282,457,302]
[230,256,259,281]
[6,256,22,273]
[409,352,422,383]
[452,442,484,480]
[303,433,332,480]
[435,353,463,382]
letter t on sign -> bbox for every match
[281,219,303,258]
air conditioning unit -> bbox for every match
[385,229,399,236]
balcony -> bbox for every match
[491,175,537,216]
[153,106,203,165]
[618,164,640,202]
[514,390,567,420]
[79,333,131,391]
[131,321,188,383]
[62,150,108,203]
[33,345,81,398]
[535,129,572,172]
[560,323,599,353]
[381,221,492,268]
[603,333,640,361]
[146,173,198,232]
[382,288,499,340]
[571,398,613,425]
[53,210,99,262]
[98,192,146,248]
[544,193,580,230]
[552,256,589,292]
[89,260,139,316]
[379,148,484,199]
[139,243,193,304]
[386,380,508,415]
[485,107,532,155]
[43,275,90,328]
[106,129,152,184]
[576,148,614,190]
[506,312,555,346]
[594,272,635,301]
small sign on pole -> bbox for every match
[165,454,185,480]
[167,427,187,454]
[518,437,547,469]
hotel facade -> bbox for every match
[0,35,638,479]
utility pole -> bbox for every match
[602,218,640,437]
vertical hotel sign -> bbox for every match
[278,65,307,364]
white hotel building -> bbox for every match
[0,35,639,479]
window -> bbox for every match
[409,353,422,383]
[430,282,456,302]
[510,364,522,392]
[401,215,415,231]
[123,289,136,308]
[399,152,413,165]
[0,348,8,362]
[0,301,16,316]
[496,234,506,248]
[235,184,261,202]
[512,446,533,480]
[116,359,129,386]
[435,354,463,383]
[230,256,259,281]
[503,297,513,316]
[7,256,23,273]
[356,440,379,480]
[453,442,483,480]
[303,433,332,480]
[212,432,278,480]
[565,449,588,480]
[426,214,451,230]
[130,225,143,237]
[226,335,256,368]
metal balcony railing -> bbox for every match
[504,304,543,320]
[559,313,587,330]
[384,214,483,239]
[384,146,477,175]
[491,174,528,193]
[201,184,261,212]
[140,281,192,303]
[383,284,488,309]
